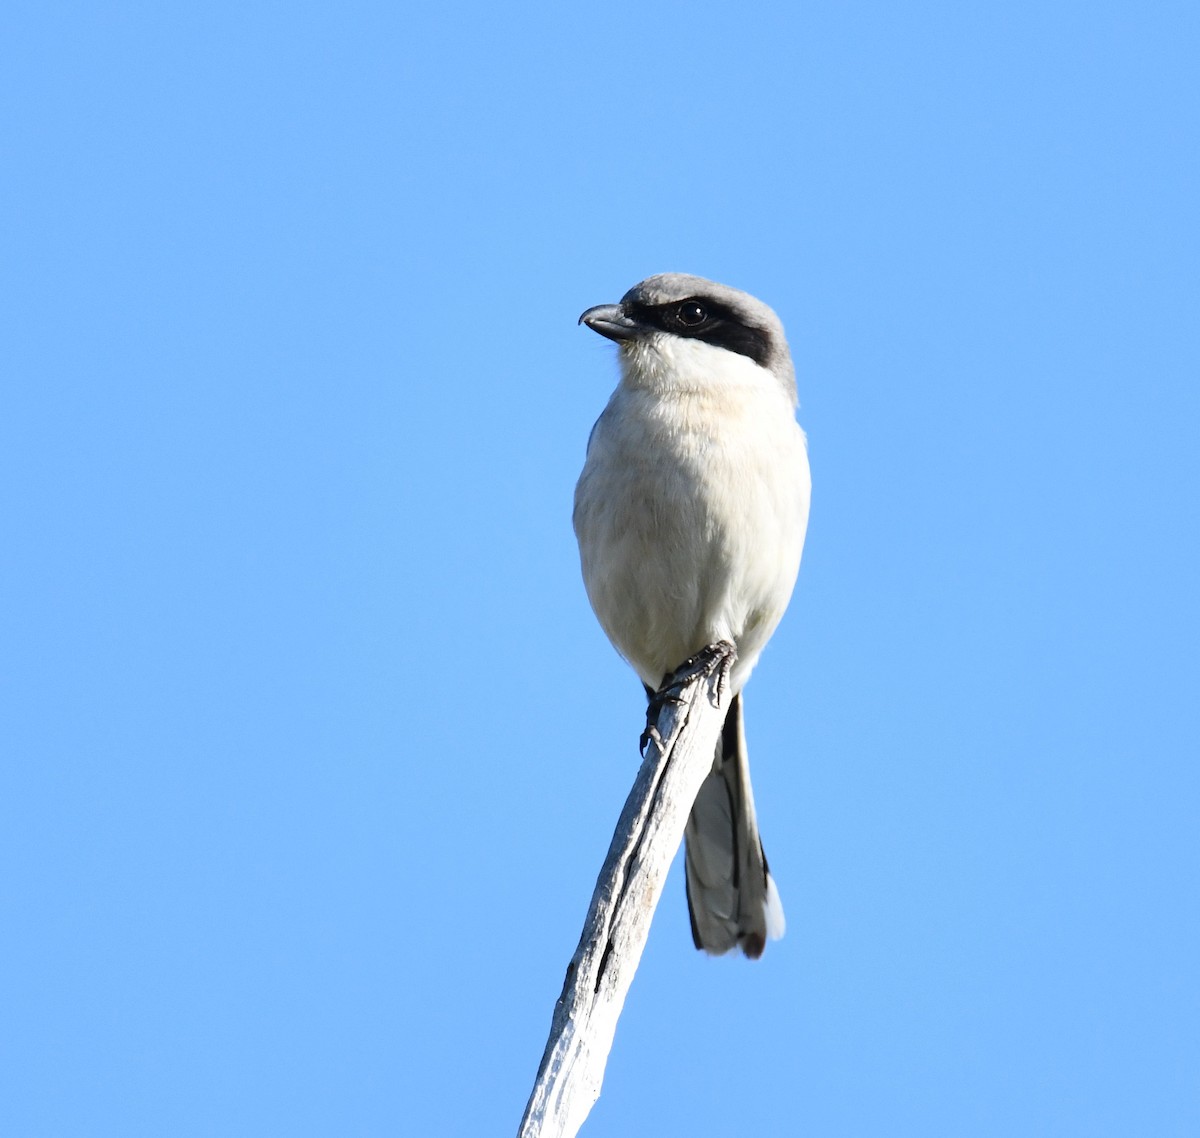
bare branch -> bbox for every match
[518,642,736,1138]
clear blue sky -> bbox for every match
[3,2,1198,1135]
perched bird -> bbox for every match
[574,273,811,959]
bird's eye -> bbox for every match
[677,301,707,327]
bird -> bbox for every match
[573,273,811,959]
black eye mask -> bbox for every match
[625,298,771,368]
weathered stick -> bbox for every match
[517,642,736,1138]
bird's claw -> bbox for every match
[666,640,736,705]
[643,642,737,749]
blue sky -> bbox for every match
[3,2,1198,1134]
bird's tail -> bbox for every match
[683,694,785,958]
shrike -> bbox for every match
[574,273,811,959]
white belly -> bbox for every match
[574,379,810,692]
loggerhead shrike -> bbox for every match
[574,273,811,959]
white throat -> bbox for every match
[618,334,794,407]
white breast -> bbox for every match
[574,337,811,692]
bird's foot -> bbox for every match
[641,642,737,754]
[663,641,736,706]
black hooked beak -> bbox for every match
[579,303,640,343]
